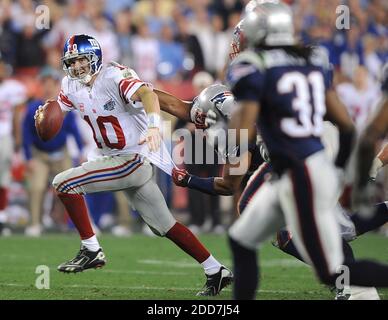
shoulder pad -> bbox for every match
[227,50,264,88]
[231,50,265,72]
[107,61,140,80]
[310,46,331,70]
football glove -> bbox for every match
[172,167,191,187]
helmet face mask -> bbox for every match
[62,35,102,84]
[229,21,246,61]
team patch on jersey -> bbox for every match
[103,98,116,111]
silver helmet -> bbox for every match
[193,84,236,160]
[229,1,282,61]
[194,84,235,121]
[243,1,295,47]
[229,20,245,61]
[244,0,280,15]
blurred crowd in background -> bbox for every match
[0,0,387,237]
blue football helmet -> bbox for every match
[61,34,102,84]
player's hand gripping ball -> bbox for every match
[34,100,64,142]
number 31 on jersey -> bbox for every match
[278,71,326,138]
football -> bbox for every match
[35,100,64,142]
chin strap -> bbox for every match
[78,63,102,85]
[79,74,92,84]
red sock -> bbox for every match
[166,222,210,263]
[0,187,7,211]
[57,192,95,240]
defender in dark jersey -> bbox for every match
[173,89,388,299]
[226,2,388,300]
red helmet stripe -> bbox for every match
[69,35,75,49]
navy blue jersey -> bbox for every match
[228,48,331,174]
[248,142,265,173]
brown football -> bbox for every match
[35,100,64,142]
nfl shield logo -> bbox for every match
[103,99,116,111]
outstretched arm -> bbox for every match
[154,89,207,128]
[172,152,251,196]
[154,89,192,122]
[132,85,161,152]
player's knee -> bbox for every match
[52,171,72,193]
[148,224,164,237]
[145,222,174,237]
[52,173,64,191]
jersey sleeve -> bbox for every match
[57,77,75,112]
[227,62,264,102]
[109,64,146,104]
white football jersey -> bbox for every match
[0,79,27,137]
[57,63,176,175]
[336,81,381,133]
[58,63,149,156]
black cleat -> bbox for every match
[58,247,106,273]
[334,288,351,300]
[197,266,233,296]
[330,286,351,300]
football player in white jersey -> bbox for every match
[34,34,232,296]
[0,54,27,235]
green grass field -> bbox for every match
[0,233,387,300]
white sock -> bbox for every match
[81,235,100,252]
[201,255,222,275]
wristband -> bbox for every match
[187,176,217,195]
[148,112,161,128]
